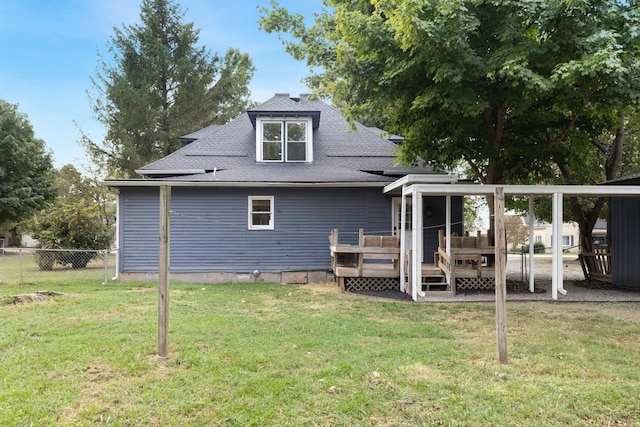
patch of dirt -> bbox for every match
[4,290,71,305]
[573,278,614,290]
[506,280,546,293]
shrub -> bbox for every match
[24,203,112,269]
[34,249,59,271]
[521,241,546,254]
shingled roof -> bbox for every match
[136,93,437,184]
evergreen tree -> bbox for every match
[87,0,255,177]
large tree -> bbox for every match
[261,0,639,240]
[551,107,640,275]
[0,99,56,228]
[87,0,255,177]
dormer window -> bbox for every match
[256,117,313,162]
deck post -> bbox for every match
[494,187,508,364]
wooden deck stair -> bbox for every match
[421,266,448,292]
[404,258,453,296]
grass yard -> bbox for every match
[1,280,639,426]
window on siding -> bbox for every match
[257,118,312,162]
[249,196,274,230]
[535,235,542,242]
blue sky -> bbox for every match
[0,0,324,168]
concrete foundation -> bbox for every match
[118,270,335,285]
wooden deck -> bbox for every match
[329,229,400,291]
[437,230,496,290]
[329,228,498,296]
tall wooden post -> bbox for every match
[158,185,171,359]
[494,187,508,364]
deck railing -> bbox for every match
[329,229,399,291]
[580,248,611,282]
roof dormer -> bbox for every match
[248,94,320,163]
[255,117,314,162]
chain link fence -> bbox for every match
[0,246,585,287]
[506,250,585,283]
[0,248,118,285]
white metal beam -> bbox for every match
[411,188,424,300]
[446,195,452,288]
[407,183,640,197]
[528,196,535,293]
[399,192,407,293]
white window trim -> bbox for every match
[562,235,574,247]
[248,196,274,230]
[256,117,313,163]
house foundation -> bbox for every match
[118,270,334,285]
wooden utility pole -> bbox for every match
[158,185,171,359]
[494,187,508,364]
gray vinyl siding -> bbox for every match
[119,186,395,273]
[422,196,464,263]
[611,195,640,290]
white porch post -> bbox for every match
[114,194,120,281]
[445,195,451,286]
[551,192,567,299]
[411,188,423,300]
[556,193,567,296]
[399,190,407,293]
[528,195,535,293]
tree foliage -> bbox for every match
[261,0,640,185]
[55,164,116,229]
[23,164,113,268]
[87,0,256,177]
[0,99,56,228]
[463,196,485,234]
[505,215,528,248]
[509,104,640,254]
[27,203,112,251]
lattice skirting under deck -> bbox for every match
[456,277,495,290]
[344,277,400,292]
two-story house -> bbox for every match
[103,93,462,284]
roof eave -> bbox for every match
[135,169,208,176]
[100,180,391,188]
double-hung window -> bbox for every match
[562,235,574,247]
[257,118,312,162]
[248,196,274,230]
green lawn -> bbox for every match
[1,280,638,426]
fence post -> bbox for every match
[103,250,109,285]
[19,249,23,284]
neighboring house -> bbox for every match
[521,217,604,253]
[0,228,37,248]
[104,93,462,284]
[607,174,640,291]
